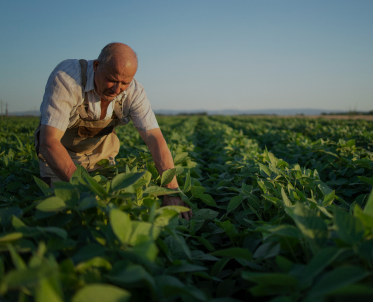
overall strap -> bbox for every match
[112,92,130,125]
[77,59,89,119]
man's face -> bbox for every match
[93,59,137,102]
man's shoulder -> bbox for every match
[52,59,80,73]
[48,59,82,86]
[127,78,145,95]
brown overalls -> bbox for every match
[34,60,130,186]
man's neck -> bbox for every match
[100,98,111,120]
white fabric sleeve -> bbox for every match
[40,60,81,131]
[128,80,159,131]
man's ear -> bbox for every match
[93,60,99,72]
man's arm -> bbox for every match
[39,125,77,182]
[138,128,193,220]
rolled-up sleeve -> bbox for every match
[40,60,81,131]
[128,80,159,131]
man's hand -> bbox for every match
[163,195,193,220]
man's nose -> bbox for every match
[113,82,121,94]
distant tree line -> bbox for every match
[177,112,208,116]
[321,110,373,116]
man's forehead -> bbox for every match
[105,58,137,75]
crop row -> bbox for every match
[0,116,373,302]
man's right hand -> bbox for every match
[39,125,76,182]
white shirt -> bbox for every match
[40,59,159,132]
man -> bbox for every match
[34,42,192,219]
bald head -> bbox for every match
[93,43,138,102]
[97,42,138,71]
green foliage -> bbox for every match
[1,116,373,301]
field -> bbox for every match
[1,115,373,302]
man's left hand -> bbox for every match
[163,195,193,220]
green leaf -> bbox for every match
[96,159,109,166]
[317,181,333,196]
[6,244,26,271]
[54,188,79,208]
[354,205,373,228]
[75,257,112,272]
[363,188,373,217]
[33,176,50,195]
[11,216,26,229]
[245,193,261,209]
[174,152,188,165]
[93,175,108,183]
[183,170,191,193]
[253,242,281,259]
[156,206,190,214]
[72,244,105,264]
[258,163,271,177]
[286,203,328,254]
[77,197,98,211]
[154,208,179,227]
[215,220,238,243]
[37,227,68,239]
[0,232,23,244]
[143,186,176,196]
[72,284,131,302]
[334,207,364,245]
[200,194,217,207]
[211,257,230,277]
[242,272,298,287]
[227,196,244,212]
[211,248,252,261]
[268,152,279,166]
[106,264,155,289]
[161,168,176,186]
[36,197,67,212]
[131,240,159,261]
[241,183,253,195]
[191,186,205,198]
[83,175,108,199]
[111,172,145,193]
[257,224,300,239]
[0,207,22,229]
[358,176,373,186]
[165,231,192,260]
[327,284,373,296]
[194,236,215,252]
[276,256,293,273]
[129,221,161,245]
[146,162,159,180]
[302,248,342,285]
[165,264,208,274]
[281,187,292,207]
[322,190,335,207]
[35,276,64,302]
[110,209,132,245]
[308,267,369,298]
[70,165,89,185]
[192,209,219,220]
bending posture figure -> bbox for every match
[34,42,192,219]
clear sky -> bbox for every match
[0,0,372,113]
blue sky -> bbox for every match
[0,0,372,113]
